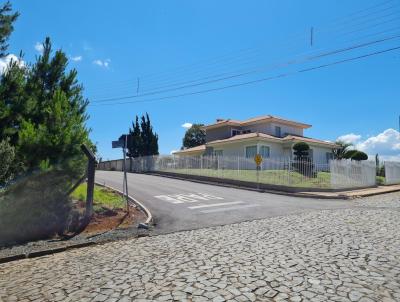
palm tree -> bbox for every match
[333,140,353,159]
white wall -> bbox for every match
[243,122,304,137]
[212,140,284,158]
[310,145,334,165]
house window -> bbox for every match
[231,129,241,136]
[214,150,223,157]
[275,126,281,137]
[326,152,333,163]
[242,129,251,134]
[260,146,270,158]
[245,146,257,158]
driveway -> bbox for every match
[96,171,351,234]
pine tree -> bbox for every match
[127,115,142,158]
[0,1,19,57]
[0,37,92,174]
[127,113,158,157]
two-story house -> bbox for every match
[174,115,338,164]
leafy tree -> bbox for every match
[0,1,19,57]
[333,140,353,159]
[182,124,205,149]
[292,142,310,160]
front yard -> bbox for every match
[163,168,332,188]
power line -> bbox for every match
[85,0,400,92]
[90,34,400,103]
[87,23,400,99]
[90,45,400,107]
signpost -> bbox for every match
[254,154,263,190]
[112,134,131,213]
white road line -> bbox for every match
[199,204,259,214]
[188,201,244,210]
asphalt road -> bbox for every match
[96,170,351,234]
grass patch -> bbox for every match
[71,183,125,212]
[376,176,385,185]
[164,169,331,188]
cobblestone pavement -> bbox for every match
[0,193,399,302]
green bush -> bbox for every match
[293,142,310,159]
[343,149,368,161]
[343,149,358,159]
[0,170,74,246]
[351,151,368,161]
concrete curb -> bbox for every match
[0,242,96,265]
[95,181,153,225]
[147,172,400,200]
[147,172,347,200]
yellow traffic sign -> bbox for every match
[254,154,263,166]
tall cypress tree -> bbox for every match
[127,115,142,158]
[127,113,158,157]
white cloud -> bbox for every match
[0,54,25,75]
[71,55,82,62]
[337,133,362,144]
[93,59,110,68]
[34,42,44,53]
[337,129,400,161]
[182,122,193,129]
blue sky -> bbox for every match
[6,0,400,160]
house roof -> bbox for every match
[207,132,281,146]
[173,144,206,155]
[172,133,338,155]
[207,132,338,148]
[282,135,340,148]
[203,115,312,130]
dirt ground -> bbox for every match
[79,204,146,236]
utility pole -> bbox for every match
[310,27,314,47]
[123,134,129,213]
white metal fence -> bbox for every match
[97,155,389,190]
[385,161,400,185]
[329,159,376,189]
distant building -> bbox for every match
[173,115,338,164]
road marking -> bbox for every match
[154,192,224,204]
[188,201,244,209]
[199,204,259,214]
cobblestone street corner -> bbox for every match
[0,195,399,302]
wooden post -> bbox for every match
[81,144,97,220]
